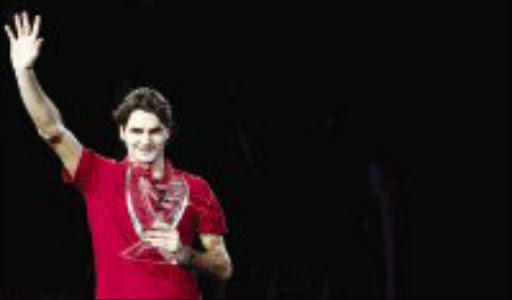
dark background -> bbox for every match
[0,2,508,299]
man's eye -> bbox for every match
[150,128,163,134]
[130,129,143,134]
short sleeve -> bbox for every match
[62,148,99,194]
[194,178,228,235]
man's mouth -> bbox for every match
[137,148,155,154]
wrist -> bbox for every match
[13,65,35,75]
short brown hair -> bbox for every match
[112,87,174,130]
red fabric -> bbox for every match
[62,148,228,299]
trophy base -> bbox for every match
[120,241,179,265]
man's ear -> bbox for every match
[119,126,126,141]
[165,127,172,143]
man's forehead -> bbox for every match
[126,110,163,127]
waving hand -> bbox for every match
[4,11,43,70]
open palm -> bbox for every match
[4,11,43,69]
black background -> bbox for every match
[0,2,508,299]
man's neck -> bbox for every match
[130,155,166,179]
[151,157,165,180]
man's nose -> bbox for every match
[140,132,151,144]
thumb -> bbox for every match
[35,38,43,53]
[152,218,171,230]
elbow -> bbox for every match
[36,109,63,136]
[37,123,65,142]
[220,262,234,282]
[215,260,233,282]
[224,261,234,281]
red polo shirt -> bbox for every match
[63,148,228,299]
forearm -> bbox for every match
[179,246,233,282]
[14,67,63,135]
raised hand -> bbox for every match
[4,11,43,70]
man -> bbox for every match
[4,11,232,299]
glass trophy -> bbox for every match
[120,167,189,265]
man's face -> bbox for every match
[120,109,170,164]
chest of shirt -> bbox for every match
[85,169,201,251]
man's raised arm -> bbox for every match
[4,11,82,177]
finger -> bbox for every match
[31,15,41,37]
[143,236,166,242]
[143,238,167,248]
[152,220,173,230]
[143,231,159,239]
[144,230,174,239]
[150,228,178,239]
[35,38,44,53]
[4,25,15,43]
[141,237,158,247]
[22,11,30,35]
[14,13,22,36]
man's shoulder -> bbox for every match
[83,148,125,171]
[175,168,208,185]
[174,168,217,196]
